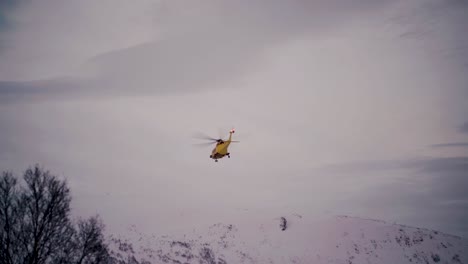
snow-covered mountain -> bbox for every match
[108,214,467,264]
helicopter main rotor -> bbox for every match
[192,130,239,146]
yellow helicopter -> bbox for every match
[195,129,239,162]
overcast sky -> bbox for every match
[1,0,467,238]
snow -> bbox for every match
[108,214,468,263]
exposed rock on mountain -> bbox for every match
[109,215,467,264]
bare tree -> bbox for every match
[0,171,18,264]
[74,216,109,264]
[0,165,110,264]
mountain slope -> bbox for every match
[108,214,467,264]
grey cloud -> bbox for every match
[316,156,468,236]
[314,159,423,174]
[0,78,86,103]
[413,157,468,205]
[430,142,468,148]
[316,156,468,203]
[317,156,468,175]
[0,0,394,100]
[3,0,467,102]
[395,0,468,70]
[0,0,21,31]
[460,122,468,134]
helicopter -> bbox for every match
[195,129,239,162]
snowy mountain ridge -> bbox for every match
[108,214,467,264]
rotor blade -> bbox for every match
[192,142,216,147]
[192,131,218,141]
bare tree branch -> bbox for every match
[0,165,111,264]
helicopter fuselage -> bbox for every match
[209,131,234,162]
[211,141,231,160]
